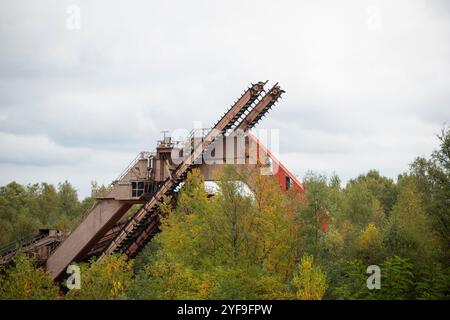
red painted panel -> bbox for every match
[248,134,304,192]
[249,133,328,233]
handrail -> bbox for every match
[0,231,56,258]
[114,152,144,183]
[0,233,46,256]
[102,81,268,257]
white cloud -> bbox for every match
[0,0,449,197]
[0,132,88,166]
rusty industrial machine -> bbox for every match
[0,81,310,281]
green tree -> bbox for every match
[298,172,331,254]
[293,255,327,300]
[0,180,87,246]
[34,183,59,226]
[348,170,397,214]
[127,167,299,300]
[0,219,13,245]
[408,127,450,265]
[0,182,30,225]
[57,181,80,219]
[335,256,415,300]
[342,181,374,228]
[385,177,435,266]
[12,209,41,241]
[334,259,368,299]
[65,255,133,300]
[375,256,415,300]
[354,223,384,264]
[0,252,60,300]
[415,264,450,300]
[211,263,291,299]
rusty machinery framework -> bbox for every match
[0,81,309,281]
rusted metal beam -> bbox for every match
[46,200,132,279]
[121,83,286,258]
[236,83,284,131]
[100,82,266,258]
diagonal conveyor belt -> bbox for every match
[110,83,285,259]
[100,81,267,257]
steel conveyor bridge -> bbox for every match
[0,81,309,281]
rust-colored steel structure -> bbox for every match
[102,83,285,261]
[0,81,310,281]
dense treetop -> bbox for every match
[0,127,449,300]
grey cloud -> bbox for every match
[0,0,449,197]
[0,133,89,166]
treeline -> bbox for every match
[0,128,449,300]
[0,181,106,247]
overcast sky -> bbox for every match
[0,0,449,198]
